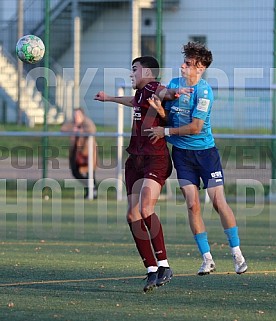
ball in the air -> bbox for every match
[16,35,45,64]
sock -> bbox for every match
[203,252,213,261]
[144,213,167,261]
[129,220,157,268]
[147,266,158,273]
[194,232,211,256]
[230,246,242,257]
[224,226,240,248]
[157,259,170,268]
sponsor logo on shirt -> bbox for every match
[182,94,190,104]
[197,98,210,112]
[133,106,141,120]
[133,112,141,120]
[171,106,190,114]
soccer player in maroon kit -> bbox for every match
[94,56,174,292]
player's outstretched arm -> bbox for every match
[94,91,134,107]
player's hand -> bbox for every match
[175,87,194,98]
[94,91,109,101]
[147,94,166,118]
[148,94,162,109]
[144,126,164,144]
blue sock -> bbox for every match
[224,226,240,248]
[194,232,210,255]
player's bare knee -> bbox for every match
[139,206,153,219]
[126,211,134,223]
[186,199,201,213]
[212,197,229,214]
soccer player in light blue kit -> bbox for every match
[146,42,247,275]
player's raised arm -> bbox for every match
[94,91,134,107]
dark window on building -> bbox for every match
[141,35,164,66]
[189,35,207,45]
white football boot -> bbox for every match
[233,254,247,274]
[197,259,216,275]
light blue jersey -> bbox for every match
[165,77,215,150]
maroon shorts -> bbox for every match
[125,154,173,195]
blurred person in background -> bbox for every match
[61,108,97,199]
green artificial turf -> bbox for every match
[0,197,275,321]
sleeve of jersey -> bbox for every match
[192,85,213,121]
[164,79,177,111]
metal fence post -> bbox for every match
[87,135,94,200]
[116,87,124,201]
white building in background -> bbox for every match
[0,0,274,129]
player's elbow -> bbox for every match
[190,125,202,135]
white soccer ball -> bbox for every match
[16,35,45,64]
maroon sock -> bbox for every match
[129,219,157,268]
[144,213,167,261]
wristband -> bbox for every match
[164,128,170,136]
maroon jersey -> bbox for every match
[126,81,169,156]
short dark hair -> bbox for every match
[132,56,160,79]
[182,42,213,68]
